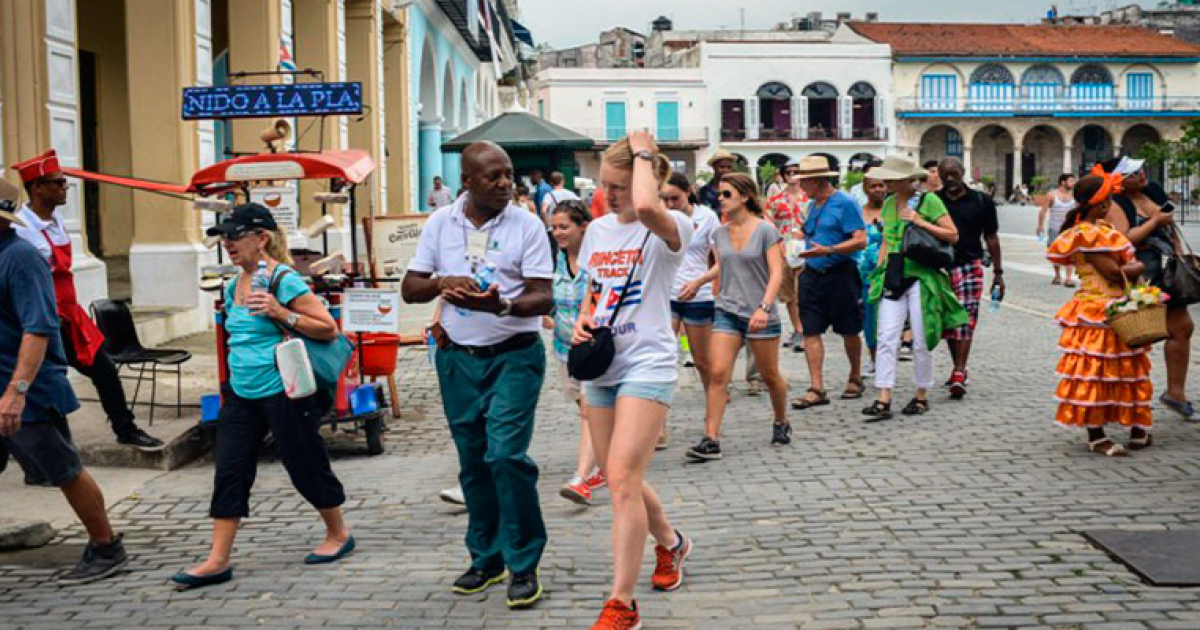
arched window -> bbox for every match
[969,64,1015,111]
[802,82,838,99]
[757,81,793,100]
[1020,64,1065,111]
[848,82,876,99]
[802,83,839,139]
[1070,64,1115,111]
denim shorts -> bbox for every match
[713,307,783,340]
[2,409,83,487]
[584,381,677,409]
[670,300,715,326]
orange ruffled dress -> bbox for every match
[1047,221,1152,429]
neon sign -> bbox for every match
[181,82,363,120]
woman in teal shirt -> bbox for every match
[173,204,354,590]
[863,158,968,422]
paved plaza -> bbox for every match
[3,214,1200,629]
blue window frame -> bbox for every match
[1127,73,1155,110]
[946,128,963,158]
[656,101,680,142]
[920,74,957,111]
[605,101,627,142]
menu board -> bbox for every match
[250,185,304,247]
[364,214,434,340]
[342,289,401,333]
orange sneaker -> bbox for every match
[585,468,606,490]
[591,598,642,630]
[559,477,592,505]
[651,530,692,591]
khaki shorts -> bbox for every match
[557,359,582,404]
[778,267,800,305]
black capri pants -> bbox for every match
[210,388,345,519]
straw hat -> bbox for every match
[866,155,928,181]
[0,179,24,227]
[794,155,839,179]
[707,149,737,167]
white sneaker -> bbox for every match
[439,485,466,505]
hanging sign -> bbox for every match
[181,82,363,120]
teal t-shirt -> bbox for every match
[223,264,311,399]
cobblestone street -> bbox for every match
[3,225,1200,629]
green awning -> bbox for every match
[441,111,595,153]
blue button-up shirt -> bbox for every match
[802,191,865,271]
[0,229,79,422]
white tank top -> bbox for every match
[1049,191,1075,229]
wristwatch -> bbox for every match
[285,311,301,328]
[757,302,771,312]
[11,379,29,395]
[633,150,655,162]
[498,297,514,317]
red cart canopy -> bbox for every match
[188,150,375,196]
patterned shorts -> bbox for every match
[945,260,985,341]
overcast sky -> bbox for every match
[516,0,1136,49]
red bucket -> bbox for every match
[359,333,400,376]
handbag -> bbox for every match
[568,232,652,381]
[267,269,356,393]
[1162,224,1200,306]
[900,194,954,270]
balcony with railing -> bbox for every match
[720,125,889,142]
[897,93,1200,116]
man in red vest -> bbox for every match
[12,150,162,450]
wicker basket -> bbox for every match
[1109,303,1168,348]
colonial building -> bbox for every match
[850,22,1200,194]
[0,0,511,339]
[533,16,893,181]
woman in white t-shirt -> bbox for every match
[573,132,695,629]
[663,172,719,395]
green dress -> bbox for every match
[867,194,968,351]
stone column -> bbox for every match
[1012,141,1024,189]
[963,145,974,182]
[0,0,106,307]
[345,0,383,218]
[227,0,284,153]
[441,128,460,192]
[382,15,410,214]
[124,0,206,310]
[1063,143,1074,177]
[418,118,443,212]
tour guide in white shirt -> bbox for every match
[402,141,553,610]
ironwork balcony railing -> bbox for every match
[719,125,889,142]
[586,126,710,145]
[896,95,1200,114]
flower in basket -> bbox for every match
[1107,283,1170,318]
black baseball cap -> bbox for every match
[206,203,278,238]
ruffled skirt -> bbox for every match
[1054,299,1152,429]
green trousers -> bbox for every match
[434,339,547,575]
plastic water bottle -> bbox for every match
[426,328,437,367]
[473,262,498,291]
[251,261,271,316]
[988,285,1003,313]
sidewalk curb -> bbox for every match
[78,425,213,471]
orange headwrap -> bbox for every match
[1088,163,1124,206]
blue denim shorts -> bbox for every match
[583,381,677,409]
[670,300,715,326]
[713,308,782,340]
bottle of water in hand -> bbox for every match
[473,262,498,292]
[251,260,271,316]
[988,285,1003,313]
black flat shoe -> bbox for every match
[171,567,233,591]
[901,398,929,416]
[862,400,892,423]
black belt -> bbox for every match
[803,261,854,276]
[447,332,538,358]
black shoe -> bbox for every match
[771,422,792,446]
[117,428,165,451]
[686,437,723,461]
[506,569,543,609]
[452,566,508,595]
[58,533,129,585]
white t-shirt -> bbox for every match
[407,196,554,346]
[542,188,580,214]
[670,205,718,303]
[428,187,455,210]
[14,205,68,262]
[578,211,693,386]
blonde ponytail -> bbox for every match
[262,228,293,266]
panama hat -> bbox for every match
[794,155,839,179]
[707,149,737,167]
[0,179,24,227]
[866,155,928,181]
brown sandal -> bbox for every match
[840,378,865,400]
[791,388,829,410]
[1088,437,1129,457]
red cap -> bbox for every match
[12,150,62,184]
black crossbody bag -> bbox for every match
[568,232,652,381]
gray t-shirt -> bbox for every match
[713,220,782,322]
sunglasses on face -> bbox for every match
[720,190,736,199]
[226,229,261,242]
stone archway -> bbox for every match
[919,124,964,163]
[1023,125,1067,191]
[1072,124,1115,175]
[973,124,1017,195]
[1123,124,1165,182]
[417,38,441,210]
